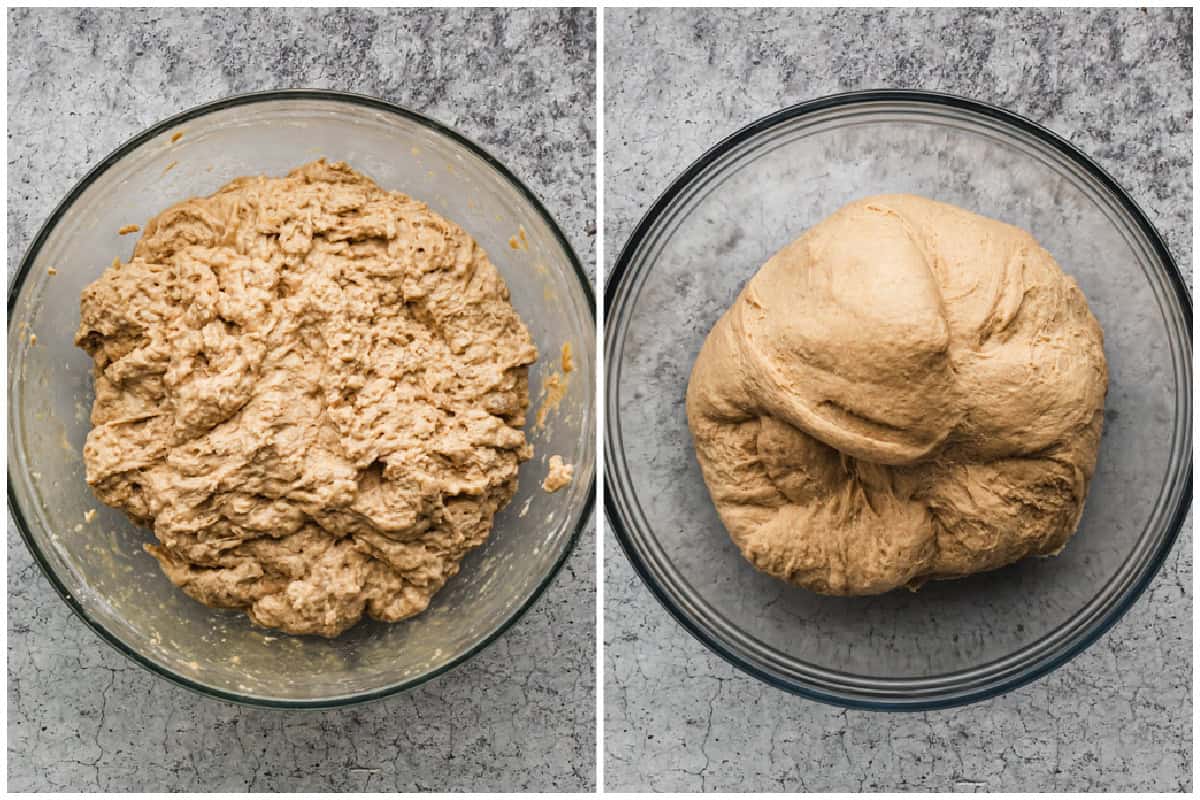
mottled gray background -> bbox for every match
[604,7,1192,792]
[8,8,595,792]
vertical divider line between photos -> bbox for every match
[594,4,606,795]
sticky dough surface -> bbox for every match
[75,160,537,636]
[686,195,1108,595]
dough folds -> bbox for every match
[76,160,537,636]
[686,195,1107,595]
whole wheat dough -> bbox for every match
[686,195,1108,595]
[542,455,574,493]
[75,160,538,637]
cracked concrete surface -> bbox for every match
[8,8,595,792]
[603,8,1192,792]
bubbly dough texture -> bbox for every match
[75,160,538,636]
[687,195,1108,595]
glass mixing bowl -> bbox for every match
[605,90,1191,709]
[8,90,595,707]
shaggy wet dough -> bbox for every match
[687,195,1108,595]
[75,160,538,637]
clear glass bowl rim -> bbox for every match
[7,88,597,709]
[603,88,1193,710]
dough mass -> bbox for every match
[76,160,538,636]
[687,195,1108,595]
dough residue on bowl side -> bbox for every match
[542,455,574,493]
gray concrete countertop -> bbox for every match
[8,8,595,792]
[604,8,1191,792]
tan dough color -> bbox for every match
[75,160,538,637]
[686,195,1108,595]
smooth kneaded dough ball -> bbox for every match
[76,160,537,637]
[686,195,1108,595]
